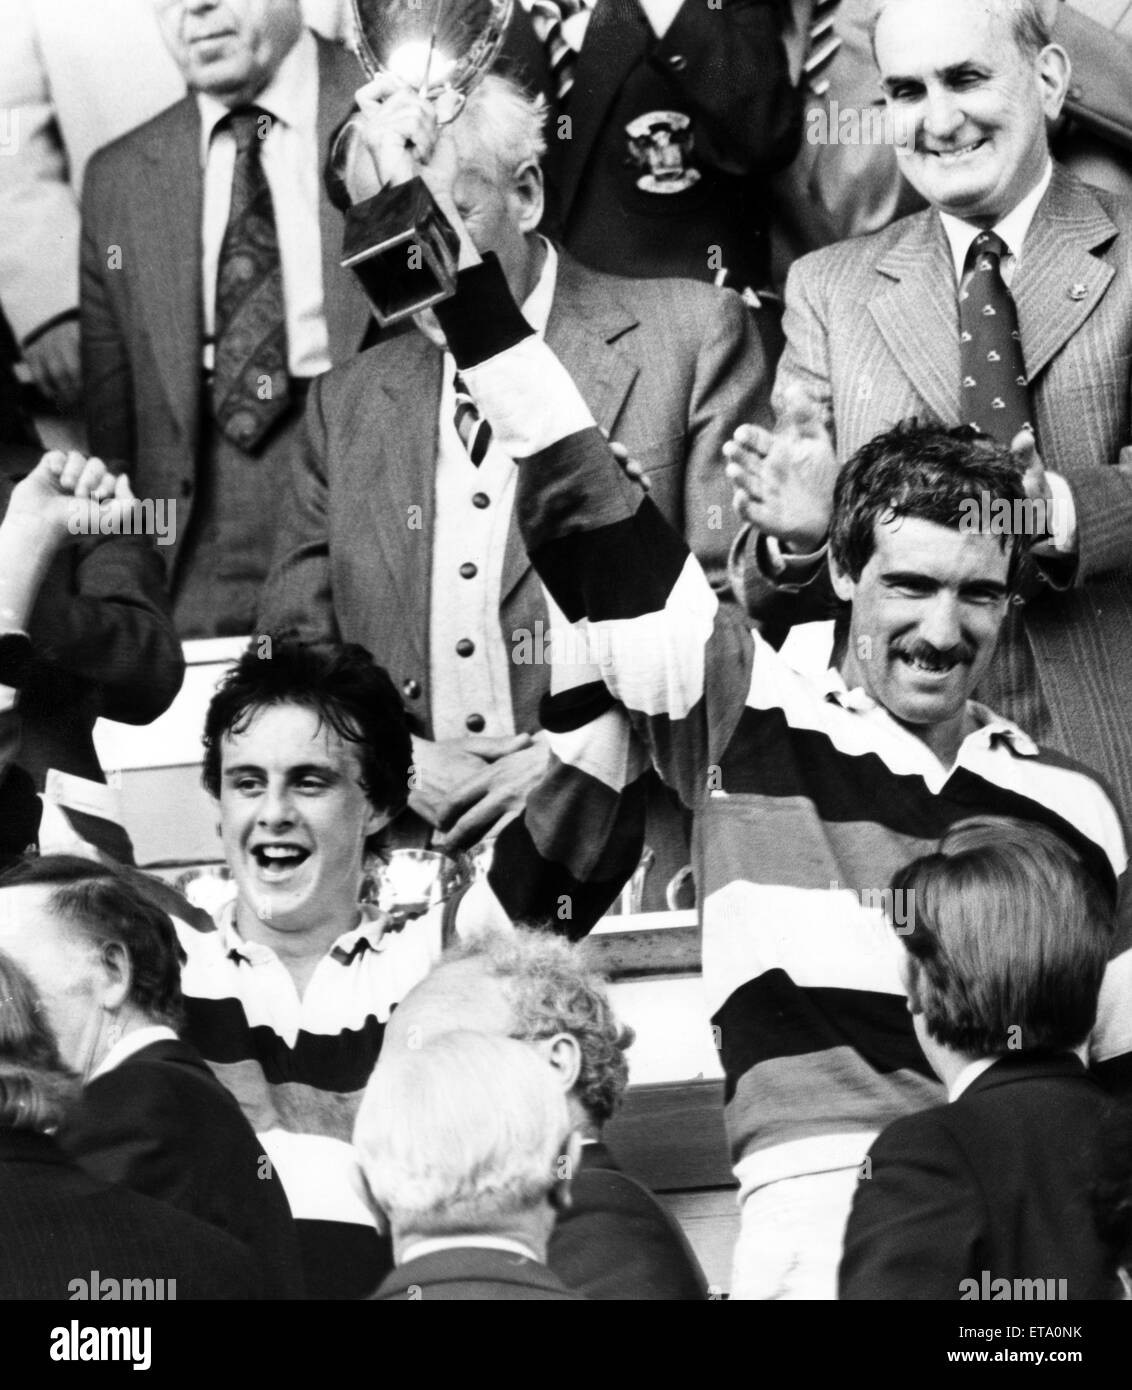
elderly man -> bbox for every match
[728,0,1132,824]
[259,72,768,875]
[357,1030,584,1301]
[383,928,709,1300]
[80,0,370,637]
[390,186,1132,1299]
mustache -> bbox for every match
[893,639,975,667]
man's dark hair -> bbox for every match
[201,635,412,817]
[0,855,187,1030]
[830,420,1028,586]
[891,817,1114,1056]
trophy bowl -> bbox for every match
[343,0,514,326]
[361,847,473,929]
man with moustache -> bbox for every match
[391,184,1131,1294]
[726,0,1132,825]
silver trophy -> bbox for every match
[342,0,514,326]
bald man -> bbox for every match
[383,931,708,1301]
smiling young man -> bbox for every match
[173,636,463,1298]
[725,0,1132,830]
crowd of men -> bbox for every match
[1,0,1132,1301]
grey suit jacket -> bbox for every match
[752,164,1132,813]
[259,252,770,736]
[80,32,370,578]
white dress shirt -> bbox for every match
[940,161,1075,551]
[399,1234,543,1265]
[947,1056,997,1102]
[428,240,558,741]
[198,28,330,379]
[88,1023,179,1082]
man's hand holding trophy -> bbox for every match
[339,0,513,325]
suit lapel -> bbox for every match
[316,35,371,361]
[869,211,959,425]
[499,253,639,603]
[135,101,204,450]
[366,339,441,666]
[556,0,649,220]
[1012,165,1118,384]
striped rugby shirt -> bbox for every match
[449,257,1132,1197]
[174,901,446,1297]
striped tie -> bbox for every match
[529,0,583,103]
[453,373,492,465]
[804,0,842,97]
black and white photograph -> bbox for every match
[0,0,1130,1354]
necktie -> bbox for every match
[804,0,842,97]
[958,230,1033,446]
[529,0,583,104]
[211,106,291,452]
[453,373,492,465]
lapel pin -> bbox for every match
[1068,283,1088,301]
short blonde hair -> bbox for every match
[354,1030,571,1238]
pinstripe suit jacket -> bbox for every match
[760,164,1132,816]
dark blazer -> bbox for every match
[80,32,370,582]
[548,1140,709,1300]
[260,252,769,736]
[839,1054,1116,1301]
[744,166,1132,822]
[57,1038,304,1299]
[497,0,800,290]
[0,1128,260,1300]
[372,1246,586,1301]
[0,450,183,857]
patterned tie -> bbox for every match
[804,0,842,97]
[529,0,584,104]
[453,372,492,465]
[211,106,291,452]
[958,230,1033,446]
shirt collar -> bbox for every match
[519,237,558,338]
[940,158,1054,283]
[821,670,1039,758]
[948,1056,997,1102]
[399,1234,543,1265]
[197,26,316,152]
[89,1024,179,1083]
[214,896,390,964]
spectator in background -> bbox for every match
[0,447,182,862]
[0,948,259,1300]
[357,1030,585,1301]
[0,0,354,427]
[840,818,1118,1301]
[727,0,1132,830]
[383,928,710,1300]
[262,73,768,907]
[0,854,304,1298]
[495,0,800,329]
[81,0,371,637]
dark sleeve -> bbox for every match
[257,382,341,643]
[654,0,803,174]
[839,1115,982,1300]
[27,532,183,724]
[80,152,136,466]
[58,1067,193,1209]
[548,1174,709,1300]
